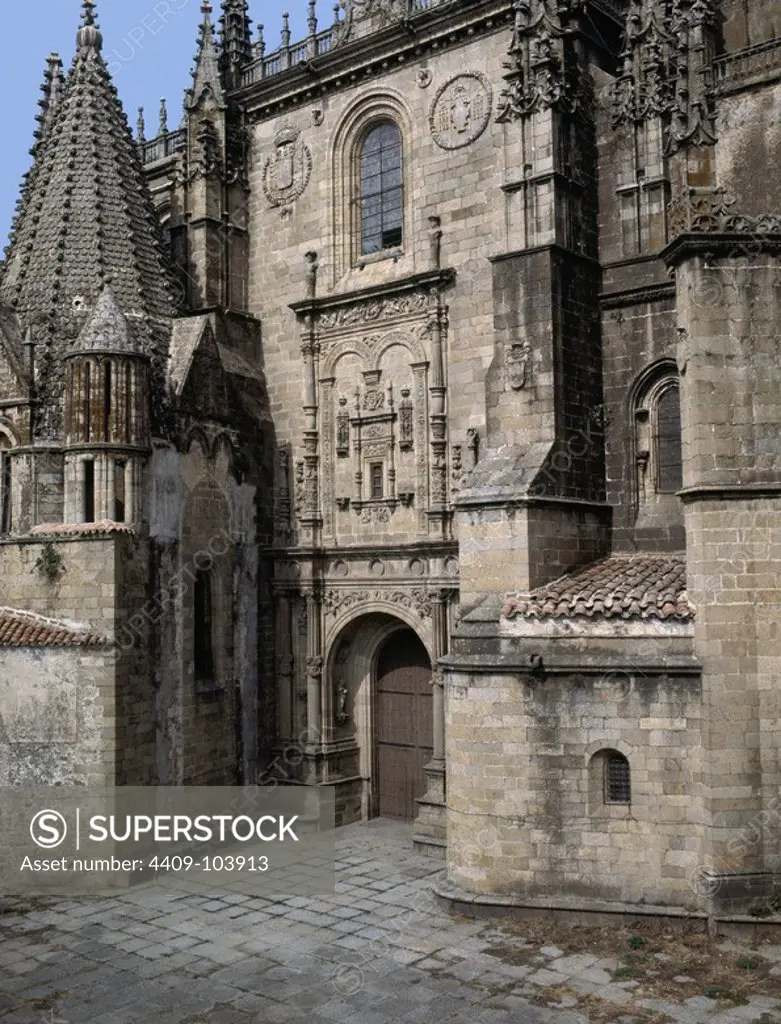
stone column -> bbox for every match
[304,590,322,753]
[413,588,450,858]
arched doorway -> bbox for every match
[375,628,432,820]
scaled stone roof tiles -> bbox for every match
[0,607,108,648]
[501,553,693,622]
[0,5,175,436]
[72,287,142,355]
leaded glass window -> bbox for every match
[359,122,403,256]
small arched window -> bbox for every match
[588,748,631,815]
[604,751,631,804]
[358,122,403,256]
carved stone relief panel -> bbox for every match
[430,73,493,151]
[262,124,312,208]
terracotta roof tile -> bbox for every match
[501,553,693,622]
[30,521,135,537]
[0,607,109,648]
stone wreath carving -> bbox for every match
[429,73,492,151]
[262,125,312,208]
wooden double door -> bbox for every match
[375,628,432,820]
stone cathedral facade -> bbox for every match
[1,0,781,917]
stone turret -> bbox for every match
[0,0,176,442]
[63,289,150,524]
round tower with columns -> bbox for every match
[63,288,151,524]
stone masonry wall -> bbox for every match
[0,647,115,786]
[248,24,510,516]
[445,667,703,906]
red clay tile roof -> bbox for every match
[501,554,693,622]
[0,608,109,648]
[30,521,135,537]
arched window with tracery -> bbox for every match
[358,122,403,256]
[632,362,683,520]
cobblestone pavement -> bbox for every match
[1,819,781,1024]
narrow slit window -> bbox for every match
[114,461,126,523]
[359,122,403,256]
[0,446,11,535]
[194,569,214,682]
[83,362,91,442]
[103,362,112,442]
[83,460,95,523]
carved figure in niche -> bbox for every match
[399,388,414,450]
[295,459,305,505]
[506,340,532,390]
[451,444,464,493]
[336,397,350,456]
[467,428,480,468]
[335,678,349,725]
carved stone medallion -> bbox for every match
[430,73,492,151]
[262,125,312,208]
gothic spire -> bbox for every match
[219,0,253,89]
[0,0,175,437]
[190,1,225,109]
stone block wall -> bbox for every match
[0,647,115,786]
[445,665,703,906]
[0,534,147,786]
[247,22,510,515]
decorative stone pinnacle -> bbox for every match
[81,0,97,26]
[77,0,103,51]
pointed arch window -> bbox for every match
[358,122,403,256]
[632,363,683,512]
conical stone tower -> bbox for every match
[0,0,177,440]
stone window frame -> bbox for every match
[629,359,683,517]
[332,90,414,278]
[587,747,633,819]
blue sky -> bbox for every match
[0,0,320,250]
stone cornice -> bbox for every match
[489,243,601,268]
[289,267,456,319]
[662,232,781,266]
[600,282,676,308]
[679,484,781,504]
[236,0,514,121]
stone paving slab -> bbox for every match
[0,819,780,1024]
